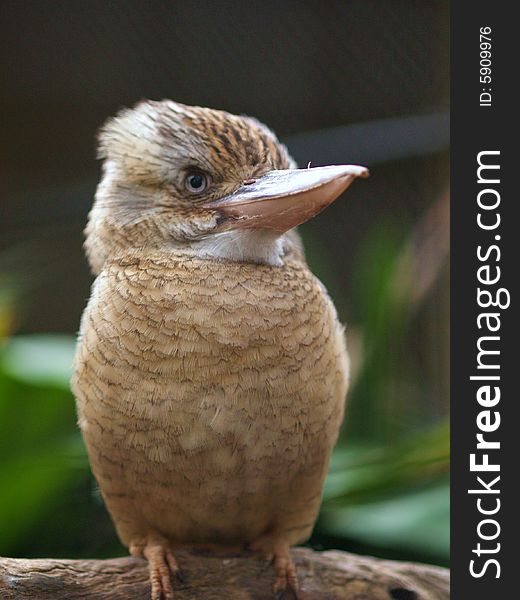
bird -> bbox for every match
[72,99,368,600]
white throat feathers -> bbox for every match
[190,230,285,267]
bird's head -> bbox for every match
[86,99,368,273]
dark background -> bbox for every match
[1,0,449,334]
[1,1,450,566]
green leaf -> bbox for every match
[0,334,76,388]
[320,479,449,560]
[325,421,449,504]
[0,438,88,553]
[0,334,87,554]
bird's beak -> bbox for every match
[203,165,369,233]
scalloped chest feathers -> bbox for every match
[73,251,348,544]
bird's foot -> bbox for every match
[250,536,299,599]
[130,535,185,600]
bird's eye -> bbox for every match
[185,172,209,194]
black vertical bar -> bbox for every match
[452,2,516,598]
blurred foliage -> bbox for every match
[0,336,88,554]
[314,194,449,565]
[0,200,449,565]
[319,426,449,563]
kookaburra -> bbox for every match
[72,99,368,599]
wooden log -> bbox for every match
[0,548,449,599]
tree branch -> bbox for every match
[0,548,449,600]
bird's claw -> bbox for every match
[250,535,300,600]
[130,536,183,600]
[175,569,187,584]
[275,589,299,600]
[274,577,300,600]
